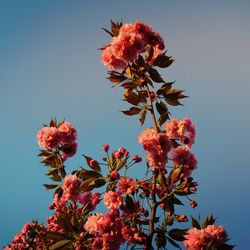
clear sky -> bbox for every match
[0,0,250,248]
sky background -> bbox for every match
[0,0,250,249]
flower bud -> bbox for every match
[102,144,110,152]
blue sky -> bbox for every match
[1,1,250,248]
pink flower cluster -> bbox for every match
[61,174,82,202]
[166,117,195,148]
[79,191,100,210]
[101,21,165,70]
[84,211,125,250]
[37,121,77,160]
[4,221,45,250]
[172,146,197,176]
[184,225,227,250]
[138,128,171,169]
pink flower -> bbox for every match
[138,128,170,169]
[118,177,136,195]
[103,191,123,210]
[122,226,145,244]
[61,141,77,157]
[84,213,108,235]
[58,121,77,144]
[61,175,82,202]
[184,225,228,250]
[171,146,197,176]
[78,192,100,210]
[101,21,165,70]
[205,225,227,246]
[165,117,196,148]
[37,127,60,150]
[184,228,211,250]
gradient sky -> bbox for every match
[1,1,250,249]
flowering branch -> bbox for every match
[5,19,234,250]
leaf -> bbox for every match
[191,216,201,229]
[163,216,174,227]
[102,27,114,37]
[139,109,147,126]
[46,168,58,176]
[49,118,57,127]
[125,65,132,78]
[164,89,185,98]
[43,184,58,190]
[79,169,102,179]
[145,46,154,62]
[114,159,126,171]
[50,174,62,182]
[166,236,181,249]
[156,101,168,115]
[155,233,166,249]
[153,54,174,68]
[168,229,187,241]
[170,167,181,184]
[122,107,141,116]
[202,215,216,229]
[165,98,183,106]
[125,195,134,210]
[82,155,101,172]
[107,74,127,83]
[123,90,140,106]
[173,196,184,206]
[49,239,71,250]
[158,112,169,126]
[148,67,165,83]
[156,81,175,96]
[219,243,235,250]
[121,81,136,90]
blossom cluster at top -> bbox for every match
[138,117,197,176]
[37,121,77,161]
[184,225,228,250]
[101,21,165,70]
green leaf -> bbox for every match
[148,67,165,83]
[153,54,174,68]
[158,112,169,126]
[79,169,102,180]
[82,155,101,172]
[122,107,141,116]
[107,74,127,83]
[191,216,201,229]
[202,215,216,229]
[170,167,181,184]
[139,109,147,126]
[46,168,58,176]
[163,216,174,227]
[49,240,71,250]
[123,90,140,106]
[50,174,62,182]
[166,236,181,249]
[43,184,58,190]
[145,46,154,62]
[168,228,187,241]
[156,101,168,115]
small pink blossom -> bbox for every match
[61,175,82,202]
[118,177,136,195]
[37,127,60,150]
[205,225,227,246]
[165,117,196,148]
[103,191,123,210]
[138,128,170,169]
[171,146,197,176]
[78,192,100,210]
[184,228,211,250]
